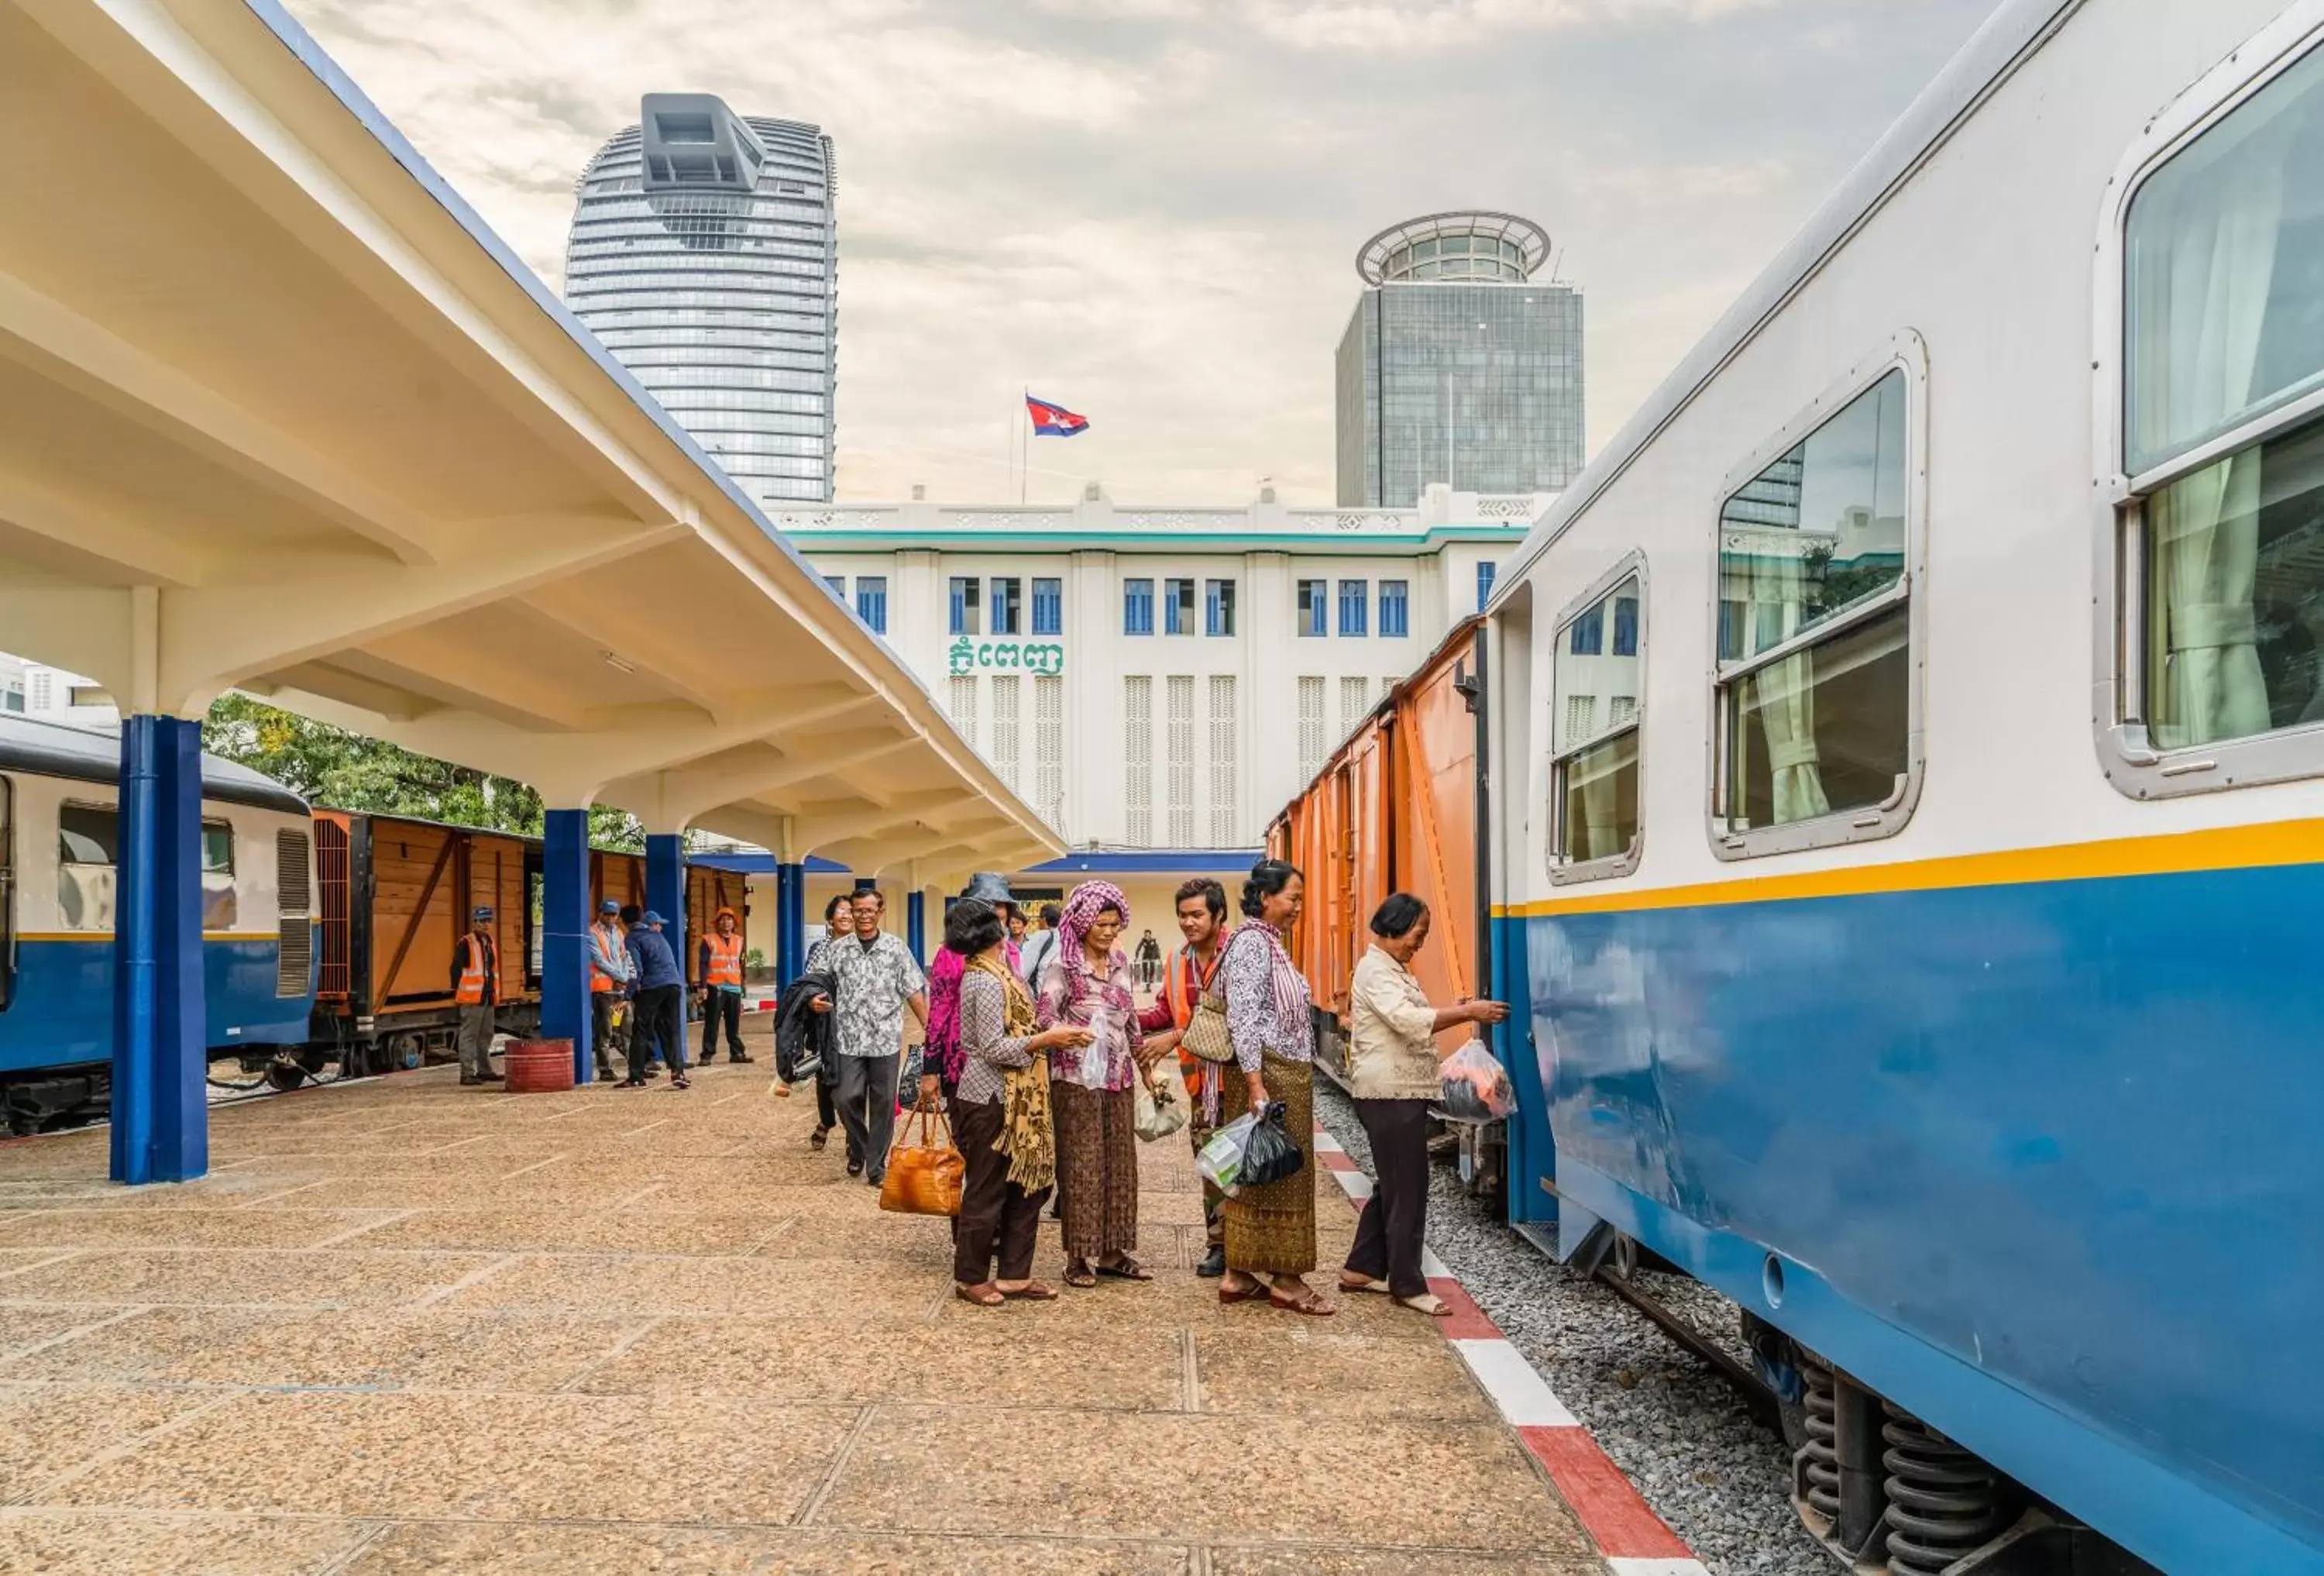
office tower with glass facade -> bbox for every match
[563,94,837,507]
[1336,212,1584,508]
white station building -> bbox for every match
[720,483,1552,929]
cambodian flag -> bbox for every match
[1026,394,1089,436]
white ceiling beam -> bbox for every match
[0,474,209,587]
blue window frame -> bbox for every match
[1205,579,1236,638]
[1032,577,1063,636]
[1296,579,1327,637]
[1123,578,1154,636]
[1163,578,1195,635]
[992,576,1023,636]
[1569,604,1604,656]
[1378,580,1409,638]
[1612,594,1638,657]
[855,575,889,634]
[1338,580,1368,637]
[1476,561,1500,612]
[949,576,979,636]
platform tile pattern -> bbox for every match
[0,1020,1600,1574]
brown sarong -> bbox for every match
[1050,1081,1137,1260]
[1221,1053,1315,1275]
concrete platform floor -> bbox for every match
[0,1019,1601,1574]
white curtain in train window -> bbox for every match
[2130,84,2295,748]
[1728,550,1831,826]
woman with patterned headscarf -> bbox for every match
[1035,879,1160,1287]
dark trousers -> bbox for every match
[629,985,684,1081]
[1345,1098,1432,1299]
[953,1096,1050,1285]
[700,989,744,1059]
[835,1051,899,1175]
[814,1057,837,1128]
[590,992,617,1076]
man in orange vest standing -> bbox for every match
[1136,878,1230,1275]
[453,904,501,1087]
[696,907,752,1065]
[587,899,632,1084]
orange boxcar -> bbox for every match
[1267,619,1489,1079]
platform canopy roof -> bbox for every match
[0,0,1061,882]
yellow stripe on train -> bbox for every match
[16,931,281,943]
[1492,820,2324,920]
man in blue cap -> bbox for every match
[587,899,633,1084]
[625,908,688,1089]
[452,905,501,1087]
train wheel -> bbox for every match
[390,1034,425,1072]
[263,1058,308,1093]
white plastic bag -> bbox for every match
[1439,1037,1515,1121]
[1076,1007,1116,1091]
[1133,1070,1187,1142]
[1195,1110,1260,1195]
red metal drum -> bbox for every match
[503,1038,576,1093]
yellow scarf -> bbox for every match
[969,952,1054,1193]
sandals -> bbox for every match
[809,1127,829,1151]
[1268,1286,1337,1317]
[1000,1282,1059,1302]
[954,1282,1005,1308]
[1063,1263,1098,1289]
[1095,1256,1153,1282]
[1218,1278,1270,1306]
[1339,1275,1392,1296]
[1399,1293,1454,1317]
[670,1075,692,1090]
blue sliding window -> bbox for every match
[1379,580,1409,638]
[1032,577,1063,635]
[1296,579,1327,637]
[855,576,889,634]
[1123,578,1154,635]
[1569,603,1604,655]
[1163,578,1195,635]
[1612,594,1638,657]
[949,576,980,636]
[1338,580,1368,637]
[1205,580,1236,637]
[1476,561,1500,612]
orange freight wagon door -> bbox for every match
[1394,648,1480,1020]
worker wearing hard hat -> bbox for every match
[453,905,501,1087]
[696,907,752,1065]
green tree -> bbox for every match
[203,694,645,850]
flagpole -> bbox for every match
[1019,386,1029,506]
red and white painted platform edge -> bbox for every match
[1311,1124,1708,1576]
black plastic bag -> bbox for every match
[1239,1103,1306,1188]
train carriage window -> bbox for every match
[2105,33,2324,793]
[57,803,116,932]
[1549,557,1645,883]
[201,821,232,874]
[1712,345,1923,858]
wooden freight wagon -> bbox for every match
[1268,618,1490,1082]
[311,811,542,1075]
[584,853,748,986]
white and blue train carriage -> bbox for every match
[1480,1,2324,1571]
[0,716,315,1131]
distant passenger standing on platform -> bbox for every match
[1006,908,1030,950]
[1217,860,1332,1316]
[810,890,927,1185]
[697,907,752,1065]
[1340,893,1507,1316]
[1135,928,1163,993]
[1137,879,1231,1277]
[947,897,1091,1306]
[627,910,688,1089]
[799,894,851,1150]
[1017,901,1064,988]
[620,905,657,1072]
[454,905,501,1087]
[1037,882,1159,1287]
[586,899,631,1084]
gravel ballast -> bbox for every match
[1315,1080,1831,1576]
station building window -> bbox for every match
[855,576,888,635]
[949,576,980,637]
[1164,578,1196,636]
[1476,562,1499,612]
[1297,579,1328,638]
[1712,348,1921,857]
[1206,579,1236,638]
[1123,578,1154,636]
[2102,29,2324,795]
[1379,580,1410,638]
[1339,580,1368,637]
[1550,557,1644,883]
[1032,577,1063,636]
[992,576,1023,637]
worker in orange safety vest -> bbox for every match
[453,905,501,1087]
[587,899,633,1085]
[696,907,752,1065]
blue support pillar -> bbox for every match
[775,862,805,984]
[647,834,685,1030]
[541,809,592,1086]
[906,890,926,963]
[112,715,206,1185]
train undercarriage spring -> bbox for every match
[1800,1359,1841,1526]
[1882,1403,2012,1576]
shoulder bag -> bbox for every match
[1179,931,1253,1065]
[878,1095,965,1217]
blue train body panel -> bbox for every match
[1511,860,2324,1574]
[0,938,311,1075]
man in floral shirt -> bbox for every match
[811,889,928,1185]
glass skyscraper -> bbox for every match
[1335,212,1583,507]
[563,94,837,507]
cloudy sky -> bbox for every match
[283,0,1996,506]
